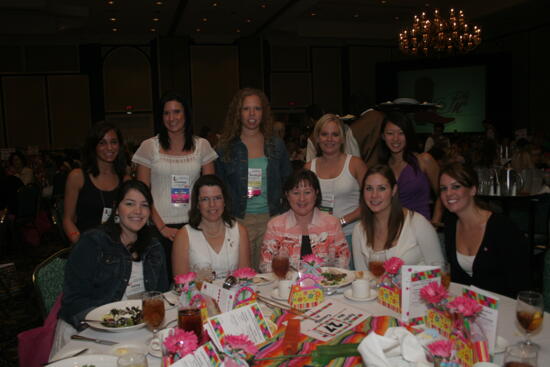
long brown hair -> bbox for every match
[359,164,406,250]
[217,88,273,161]
[439,161,489,210]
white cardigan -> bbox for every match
[352,211,444,270]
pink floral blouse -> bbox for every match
[259,208,350,273]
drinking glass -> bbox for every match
[368,251,387,277]
[178,306,203,341]
[503,343,538,367]
[516,291,544,349]
[142,291,165,342]
[272,248,290,280]
[117,352,148,367]
[430,260,451,289]
[192,263,215,289]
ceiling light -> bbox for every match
[152,17,160,22]
[236,28,241,33]
[107,0,115,5]
[353,13,359,18]
[211,2,218,6]
[309,11,317,17]
[109,17,117,22]
[149,27,157,32]
[154,1,163,5]
[202,17,208,22]
[260,3,267,8]
[381,0,387,4]
[195,28,201,32]
[399,8,482,56]
[112,27,118,32]
[394,16,400,20]
[245,18,252,23]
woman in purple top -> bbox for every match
[378,111,442,224]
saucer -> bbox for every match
[344,288,377,302]
[148,341,162,358]
[494,336,509,354]
[271,288,290,301]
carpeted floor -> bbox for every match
[0,223,66,367]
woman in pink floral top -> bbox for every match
[259,170,350,272]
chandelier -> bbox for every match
[399,9,481,56]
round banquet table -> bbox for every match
[50,282,550,366]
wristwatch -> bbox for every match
[339,217,347,226]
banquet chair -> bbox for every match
[32,247,70,320]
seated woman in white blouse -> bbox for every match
[352,165,444,269]
[172,175,251,278]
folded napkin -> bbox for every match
[358,327,431,367]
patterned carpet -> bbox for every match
[0,225,66,367]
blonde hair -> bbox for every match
[218,88,273,160]
[312,113,346,157]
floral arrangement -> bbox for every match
[447,296,482,318]
[222,334,258,367]
[232,268,257,283]
[302,254,324,267]
[420,281,449,310]
[383,257,404,275]
[427,340,453,359]
[174,272,197,292]
[162,328,198,364]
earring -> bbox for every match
[114,215,120,223]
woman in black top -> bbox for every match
[439,162,530,298]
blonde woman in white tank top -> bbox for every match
[304,114,367,268]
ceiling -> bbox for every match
[0,0,542,45]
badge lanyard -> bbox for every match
[247,168,262,199]
[99,190,112,224]
[171,174,190,207]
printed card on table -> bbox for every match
[200,282,236,313]
[204,302,272,351]
[462,285,499,353]
[171,342,222,367]
[300,299,369,342]
[401,265,440,323]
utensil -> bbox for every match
[162,293,175,307]
[43,348,88,365]
[71,334,118,345]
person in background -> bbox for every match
[172,175,250,278]
[53,180,169,354]
[133,91,218,279]
[305,114,367,268]
[63,122,128,244]
[215,88,291,270]
[439,162,530,298]
[7,151,34,185]
[260,169,350,272]
[378,111,443,225]
[352,165,443,270]
[424,122,450,152]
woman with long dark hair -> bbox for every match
[133,92,218,276]
[172,175,250,278]
[439,162,529,297]
[52,180,168,354]
[378,111,442,224]
[63,121,128,244]
[352,165,443,270]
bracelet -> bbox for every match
[339,217,347,226]
[159,224,166,232]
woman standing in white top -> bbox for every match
[352,164,443,270]
[172,174,250,277]
[132,92,218,279]
[305,114,367,268]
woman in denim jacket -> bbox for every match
[216,88,292,270]
[52,180,169,355]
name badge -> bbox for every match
[101,207,112,224]
[247,168,262,198]
[320,192,335,214]
[171,174,190,207]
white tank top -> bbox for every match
[310,154,360,237]
[186,222,240,278]
[456,251,475,277]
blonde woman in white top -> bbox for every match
[305,114,366,267]
[132,92,218,279]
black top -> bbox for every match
[300,235,313,258]
[444,212,530,298]
[75,173,118,233]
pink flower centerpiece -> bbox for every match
[163,328,198,364]
[223,334,258,367]
[380,257,404,287]
[232,268,257,283]
[420,281,449,309]
[174,272,197,292]
[302,254,324,267]
[427,340,454,359]
[447,296,482,317]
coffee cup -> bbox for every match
[351,279,370,299]
[278,280,293,299]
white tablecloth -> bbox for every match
[51,282,550,366]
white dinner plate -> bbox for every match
[319,267,355,288]
[47,354,118,366]
[85,299,145,332]
[343,288,377,302]
[109,343,146,357]
[252,273,276,286]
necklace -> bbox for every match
[201,222,225,238]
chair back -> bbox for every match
[544,250,550,313]
[16,183,41,221]
[32,247,70,319]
